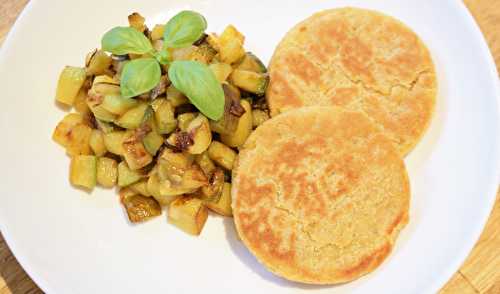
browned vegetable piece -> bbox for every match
[200,168,224,202]
[194,151,216,176]
[205,182,232,217]
[128,12,146,32]
[86,49,112,76]
[122,131,153,170]
[122,194,161,223]
[207,141,236,170]
[168,196,208,235]
[209,83,243,135]
[150,24,164,41]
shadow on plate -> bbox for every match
[222,217,338,290]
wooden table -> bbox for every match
[0,1,499,293]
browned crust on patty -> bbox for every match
[232,107,410,284]
[266,7,437,156]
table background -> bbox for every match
[0,0,498,293]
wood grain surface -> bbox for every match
[0,1,499,293]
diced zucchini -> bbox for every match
[128,12,146,32]
[122,132,153,170]
[168,196,208,235]
[200,168,224,202]
[229,69,269,96]
[130,180,150,196]
[70,155,97,189]
[186,114,212,154]
[96,157,118,188]
[221,99,252,147]
[206,182,233,216]
[91,75,121,96]
[177,112,197,131]
[66,124,92,156]
[218,25,245,64]
[209,62,233,82]
[118,161,143,187]
[52,113,84,148]
[115,103,149,129]
[101,95,138,115]
[150,24,164,41]
[95,119,115,133]
[252,109,269,128]
[86,50,112,76]
[207,141,236,170]
[89,129,107,156]
[56,66,86,105]
[194,152,216,176]
[142,130,164,156]
[91,105,117,122]
[166,84,189,107]
[152,98,177,134]
[103,131,127,155]
[123,195,161,223]
[147,172,178,205]
[235,52,267,73]
[209,84,242,135]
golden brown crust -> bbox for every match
[266,7,437,155]
[232,107,410,284]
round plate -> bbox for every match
[0,0,498,293]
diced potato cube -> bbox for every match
[56,66,86,106]
[101,95,138,115]
[73,88,90,114]
[103,131,127,155]
[128,12,146,32]
[221,99,252,147]
[97,157,118,188]
[122,132,153,170]
[118,161,143,187]
[130,180,150,196]
[151,98,177,134]
[206,182,232,216]
[150,24,165,41]
[66,124,92,156]
[194,152,216,176]
[123,194,161,223]
[168,196,208,235]
[89,130,107,156]
[207,141,236,170]
[70,155,97,189]
[252,109,269,128]
[229,69,269,96]
[115,103,149,129]
[147,172,179,205]
[86,50,112,76]
[52,113,84,148]
[209,62,233,82]
[218,25,245,64]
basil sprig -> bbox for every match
[99,10,224,120]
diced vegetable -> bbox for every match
[151,98,177,134]
[235,52,267,73]
[130,180,150,196]
[147,172,179,205]
[207,141,236,170]
[168,114,212,154]
[103,131,127,155]
[70,155,97,189]
[206,33,220,51]
[166,84,189,107]
[177,112,197,131]
[122,132,153,170]
[56,66,86,105]
[86,50,112,76]
[209,84,242,135]
[200,168,224,201]
[150,24,164,41]
[118,161,143,187]
[95,119,115,133]
[73,88,90,114]
[205,182,232,216]
[123,194,161,223]
[89,129,107,156]
[91,75,121,96]
[66,124,92,156]
[90,105,117,122]
[96,157,118,188]
[52,113,85,148]
[229,69,269,96]
[168,196,208,235]
[115,103,149,129]
[221,99,252,147]
[218,25,245,64]
[128,12,146,32]
[252,109,269,128]
[142,129,164,156]
[189,44,217,64]
[101,95,138,115]
[194,152,216,176]
[209,62,233,83]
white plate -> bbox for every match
[0,0,499,293]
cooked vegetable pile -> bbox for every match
[52,11,270,235]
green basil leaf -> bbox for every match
[102,27,153,55]
[120,58,161,98]
[168,61,224,120]
[163,11,207,49]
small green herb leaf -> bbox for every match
[168,61,224,120]
[102,27,153,55]
[163,11,207,49]
[120,58,161,98]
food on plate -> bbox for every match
[266,7,437,155]
[52,11,270,234]
[232,107,410,284]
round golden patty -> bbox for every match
[266,7,437,155]
[232,107,410,284]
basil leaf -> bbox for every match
[163,11,207,49]
[168,61,224,120]
[120,58,161,98]
[102,27,153,55]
